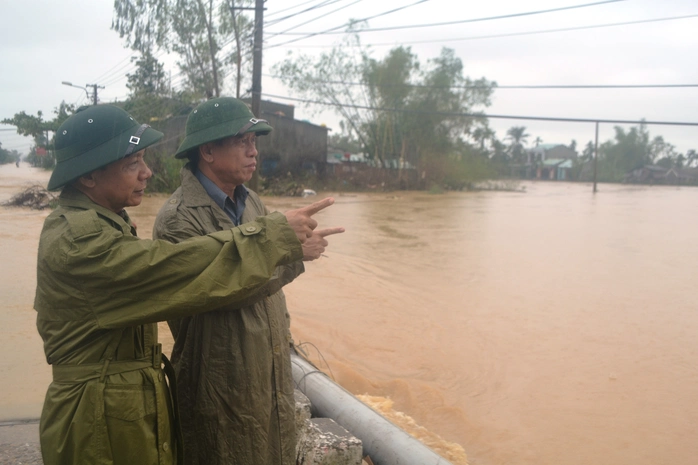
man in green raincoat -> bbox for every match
[152,97,343,465]
[34,104,334,465]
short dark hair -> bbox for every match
[186,148,200,164]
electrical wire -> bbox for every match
[261,92,698,127]
[268,0,625,35]
[60,2,698,118]
[262,74,698,90]
[91,54,136,83]
[265,0,332,20]
[266,0,366,38]
[266,0,432,48]
[300,13,698,48]
[266,0,348,27]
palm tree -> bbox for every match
[581,141,595,162]
[506,126,530,163]
[472,126,495,153]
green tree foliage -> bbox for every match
[596,124,652,181]
[122,49,192,125]
[328,127,362,154]
[505,126,530,163]
[219,0,254,98]
[592,123,695,181]
[569,139,577,155]
[470,126,496,154]
[362,46,417,167]
[112,0,254,98]
[0,142,21,165]
[273,37,496,189]
[273,33,372,147]
[120,49,193,193]
[127,50,169,96]
[2,102,75,169]
[581,141,595,162]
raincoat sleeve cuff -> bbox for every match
[266,211,304,263]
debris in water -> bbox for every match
[2,185,57,210]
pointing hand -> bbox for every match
[284,197,335,244]
[302,227,345,261]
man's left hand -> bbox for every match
[302,227,345,261]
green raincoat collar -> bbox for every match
[179,163,233,231]
[58,185,136,236]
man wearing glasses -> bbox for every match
[153,97,343,465]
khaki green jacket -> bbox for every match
[152,164,303,465]
[34,185,302,465]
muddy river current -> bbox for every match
[1,162,696,465]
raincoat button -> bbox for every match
[163,441,170,452]
[245,226,256,232]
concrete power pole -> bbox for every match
[61,81,104,106]
[87,84,105,105]
[248,0,265,191]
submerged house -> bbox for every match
[538,158,574,180]
[624,165,698,185]
[527,144,577,180]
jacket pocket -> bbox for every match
[103,385,161,465]
[104,384,156,421]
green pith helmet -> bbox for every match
[48,105,164,191]
[174,97,273,159]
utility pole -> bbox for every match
[593,121,599,193]
[87,84,105,105]
[248,0,265,191]
[62,81,104,106]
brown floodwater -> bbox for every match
[1,162,696,465]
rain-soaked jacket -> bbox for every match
[152,164,303,465]
[34,185,302,465]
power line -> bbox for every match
[95,0,625,85]
[91,53,136,83]
[266,0,431,48]
[266,0,348,27]
[301,13,698,48]
[268,0,625,36]
[266,0,365,37]
[261,92,698,127]
[266,0,332,20]
[487,84,698,90]
[263,74,698,90]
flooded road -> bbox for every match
[1,162,696,465]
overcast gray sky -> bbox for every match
[1,0,697,156]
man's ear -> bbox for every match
[199,143,215,163]
[77,172,97,189]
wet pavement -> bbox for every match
[0,421,41,465]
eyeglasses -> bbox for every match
[230,133,257,149]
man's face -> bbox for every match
[207,133,258,187]
[87,150,152,213]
